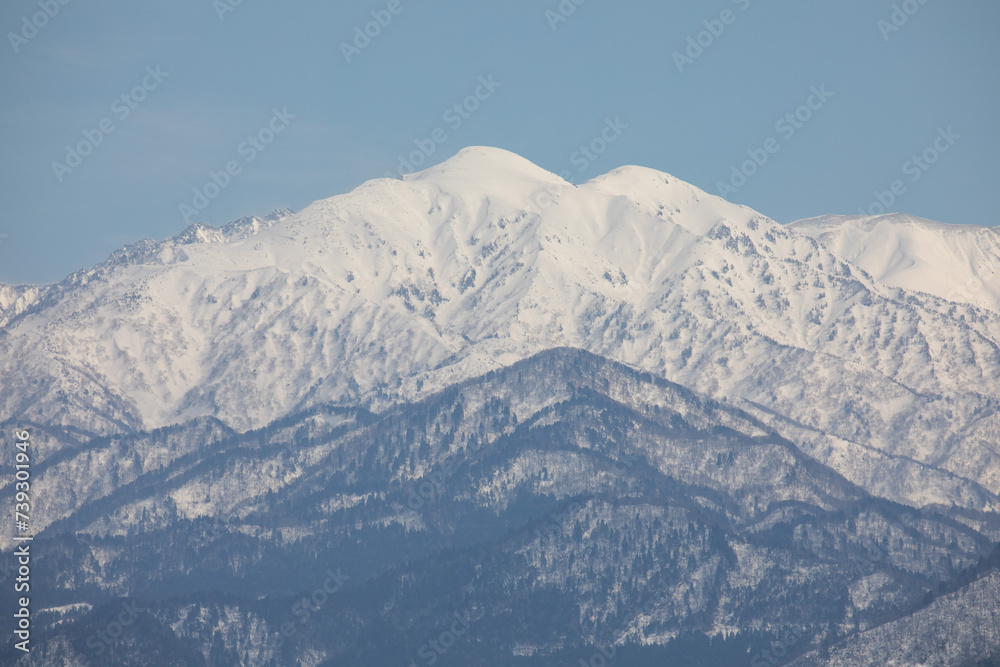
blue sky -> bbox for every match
[1,0,997,284]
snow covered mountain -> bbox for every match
[3,147,1000,665]
[5,349,999,665]
[790,213,1000,314]
[789,544,1000,666]
[2,147,999,509]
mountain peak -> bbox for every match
[408,146,567,186]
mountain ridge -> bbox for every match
[2,148,999,512]
[4,140,999,662]
[790,212,1000,314]
[4,347,998,665]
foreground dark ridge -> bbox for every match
[3,348,998,665]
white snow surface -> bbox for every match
[790,213,1000,314]
[2,147,1000,499]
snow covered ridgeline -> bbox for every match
[790,212,1000,314]
[1,147,999,508]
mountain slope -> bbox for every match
[2,148,999,508]
[789,565,1000,666]
[789,213,1000,314]
[5,349,998,666]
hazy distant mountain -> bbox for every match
[790,213,1000,314]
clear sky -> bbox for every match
[1,0,997,284]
